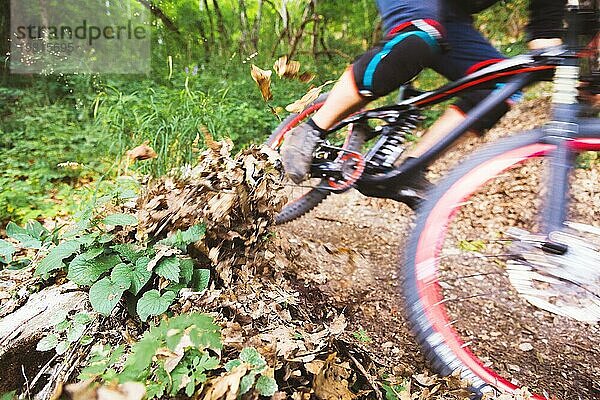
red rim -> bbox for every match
[268,103,324,150]
[412,138,600,398]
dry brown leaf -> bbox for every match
[273,56,301,79]
[202,127,222,152]
[328,313,347,336]
[313,353,355,400]
[273,56,288,77]
[306,359,326,375]
[413,373,437,387]
[299,71,316,83]
[285,81,333,113]
[65,381,145,400]
[97,383,146,400]
[203,365,248,400]
[250,64,273,101]
[126,141,157,162]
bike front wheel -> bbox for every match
[404,130,600,399]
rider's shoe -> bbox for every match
[280,122,323,184]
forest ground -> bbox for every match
[275,94,600,399]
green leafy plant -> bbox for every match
[5,198,210,321]
[380,379,409,400]
[224,347,278,397]
[352,328,373,344]
[36,311,96,355]
[79,313,222,398]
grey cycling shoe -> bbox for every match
[280,122,323,184]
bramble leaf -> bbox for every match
[56,341,69,355]
[89,277,125,316]
[111,263,134,291]
[67,322,86,343]
[130,256,152,295]
[112,244,143,263]
[136,290,176,322]
[6,222,42,249]
[73,312,92,325]
[192,269,210,291]
[36,334,58,352]
[255,375,278,396]
[156,257,180,282]
[67,253,121,286]
[240,347,267,371]
[179,258,194,284]
[0,240,16,263]
[36,240,81,278]
[103,213,138,226]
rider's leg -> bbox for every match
[404,14,512,160]
[311,68,368,130]
[281,20,445,184]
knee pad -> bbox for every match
[352,20,444,98]
[454,86,523,133]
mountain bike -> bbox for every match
[266,3,600,399]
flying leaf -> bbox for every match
[285,81,333,113]
[126,141,158,162]
[250,64,273,101]
[298,71,316,83]
[273,56,300,79]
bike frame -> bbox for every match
[323,4,600,236]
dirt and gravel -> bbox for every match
[274,94,600,399]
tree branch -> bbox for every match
[137,0,180,34]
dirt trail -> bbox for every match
[275,94,600,399]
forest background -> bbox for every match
[0,0,528,225]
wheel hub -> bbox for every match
[506,222,600,322]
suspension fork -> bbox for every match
[542,4,586,234]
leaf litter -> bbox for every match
[0,130,534,399]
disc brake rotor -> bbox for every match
[506,223,600,322]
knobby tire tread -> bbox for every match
[403,130,546,397]
[265,93,366,224]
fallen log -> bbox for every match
[0,283,90,398]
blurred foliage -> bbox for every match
[0,0,531,224]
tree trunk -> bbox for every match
[137,0,180,34]
[202,0,216,49]
[211,0,230,51]
[237,0,251,54]
[311,0,318,57]
[251,0,263,51]
[287,0,316,60]
[0,0,10,82]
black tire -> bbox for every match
[266,93,367,224]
